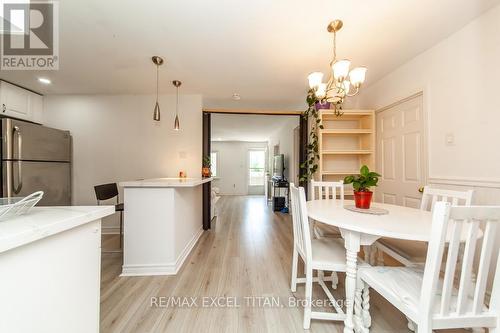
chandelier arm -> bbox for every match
[345,86,360,97]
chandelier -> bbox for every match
[308,20,367,116]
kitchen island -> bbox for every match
[0,205,115,333]
[119,177,212,276]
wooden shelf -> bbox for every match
[317,109,375,182]
[321,129,373,135]
[321,111,373,120]
[322,150,373,155]
[321,171,360,175]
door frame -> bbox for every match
[202,109,307,229]
[375,91,429,205]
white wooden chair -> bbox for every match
[289,183,347,329]
[310,180,344,239]
[356,202,500,333]
[374,186,474,267]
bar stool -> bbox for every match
[94,183,124,252]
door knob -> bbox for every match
[418,186,424,193]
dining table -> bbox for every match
[306,199,466,333]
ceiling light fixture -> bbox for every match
[232,93,241,101]
[173,80,181,130]
[38,77,51,84]
[308,20,367,116]
[152,56,164,121]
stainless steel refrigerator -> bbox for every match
[1,118,71,206]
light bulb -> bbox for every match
[332,59,351,81]
[308,72,323,89]
[349,67,367,87]
[315,83,327,99]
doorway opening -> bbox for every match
[202,110,307,229]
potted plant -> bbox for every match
[343,165,380,209]
[202,155,211,177]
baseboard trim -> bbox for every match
[120,227,204,277]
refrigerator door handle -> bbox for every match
[12,126,22,194]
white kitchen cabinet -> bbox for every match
[0,80,44,123]
[0,206,114,333]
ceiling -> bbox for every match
[211,114,298,142]
[1,0,499,109]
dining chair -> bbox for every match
[356,202,500,333]
[289,183,348,329]
[94,183,124,251]
[374,186,474,267]
[310,180,344,239]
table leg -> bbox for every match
[341,230,361,333]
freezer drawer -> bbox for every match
[2,118,71,162]
[2,161,71,206]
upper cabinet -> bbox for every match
[0,81,43,124]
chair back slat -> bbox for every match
[311,180,344,204]
[423,203,500,320]
[439,220,463,316]
[456,220,480,314]
[472,222,497,314]
[290,184,312,262]
[420,187,474,212]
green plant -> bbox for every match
[300,89,323,181]
[203,155,211,168]
[343,165,381,192]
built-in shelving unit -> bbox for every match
[317,109,375,197]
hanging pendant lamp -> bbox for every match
[173,80,181,130]
[152,56,164,121]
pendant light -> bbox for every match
[173,80,181,130]
[152,56,164,121]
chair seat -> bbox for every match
[115,203,124,211]
[311,238,346,272]
[358,266,484,322]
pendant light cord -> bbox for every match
[156,65,159,102]
[333,30,337,62]
[176,85,179,116]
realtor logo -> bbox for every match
[1,1,59,70]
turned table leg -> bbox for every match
[341,230,361,333]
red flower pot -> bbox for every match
[354,191,373,209]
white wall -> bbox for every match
[355,5,500,190]
[354,5,500,295]
[268,117,300,182]
[211,141,267,195]
[43,94,202,232]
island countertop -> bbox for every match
[119,177,213,188]
[0,206,115,254]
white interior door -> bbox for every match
[375,94,427,208]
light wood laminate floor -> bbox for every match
[100,195,466,333]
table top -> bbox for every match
[307,200,454,242]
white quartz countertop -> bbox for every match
[119,177,213,188]
[0,206,115,254]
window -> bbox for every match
[248,149,266,186]
[210,151,218,177]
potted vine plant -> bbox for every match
[202,155,211,177]
[343,165,380,209]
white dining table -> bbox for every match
[306,199,442,333]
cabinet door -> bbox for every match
[30,93,43,123]
[0,81,31,120]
